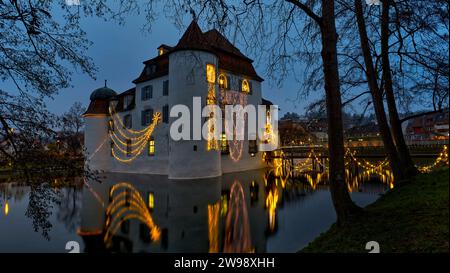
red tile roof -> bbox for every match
[133,20,263,84]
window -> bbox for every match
[163,80,169,96]
[249,139,257,155]
[162,105,169,123]
[141,85,153,101]
[241,79,251,93]
[218,74,228,89]
[221,133,229,154]
[126,139,132,157]
[148,192,155,210]
[148,137,155,156]
[206,63,216,83]
[123,114,132,129]
[141,109,154,126]
[146,64,156,75]
[124,95,134,109]
[139,223,151,243]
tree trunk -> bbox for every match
[380,0,418,177]
[321,0,360,225]
[354,0,406,181]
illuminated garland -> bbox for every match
[108,108,161,163]
[222,90,247,162]
[104,182,160,246]
[417,145,448,173]
[206,82,219,151]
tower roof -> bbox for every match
[89,86,117,101]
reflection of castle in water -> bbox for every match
[79,170,269,253]
[78,167,390,253]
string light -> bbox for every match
[109,109,161,163]
[417,145,448,173]
[221,90,248,162]
[206,80,219,151]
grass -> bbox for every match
[301,167,449,253]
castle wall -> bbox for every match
[168,50,222,179]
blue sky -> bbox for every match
[41,10,311,116]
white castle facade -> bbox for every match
[83,21,274,179]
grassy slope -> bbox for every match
[302,168,449,253]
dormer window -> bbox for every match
[157,44,171,56]
[146,64,157,75]
[124,94,134,109]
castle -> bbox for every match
[83,20,274,179]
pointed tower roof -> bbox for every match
[173,20,213,53]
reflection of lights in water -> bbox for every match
[82,177,105,208]
[223,181,253,253]
[104,182,160,247]
[4,201,8,216]
[265,185,279,232]
[207,202,220,253]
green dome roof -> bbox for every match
[90,86,117,101]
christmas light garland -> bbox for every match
[108,107,161,163]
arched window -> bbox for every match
[241,79,250,93]
[218,74,228,89]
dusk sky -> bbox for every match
[37,9,313,116]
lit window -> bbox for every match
[159,48,164,56]
[218,74,227,89]
[148,137,155,156]
[206,64,216,83]
[148,192,155,210]
[241,79,250,93]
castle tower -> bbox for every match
[83,85,116,172]
[168,21,221,179]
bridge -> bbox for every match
[273,144,448,159]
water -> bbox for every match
[0,168,390,253]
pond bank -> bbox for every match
[301,168,449,253]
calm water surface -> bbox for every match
[0,168,389,253]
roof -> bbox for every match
[133,20,263,84]
[83,99,110,116]
[262,98,273,106]
[84,87,135,116]
[89,86,117,101]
